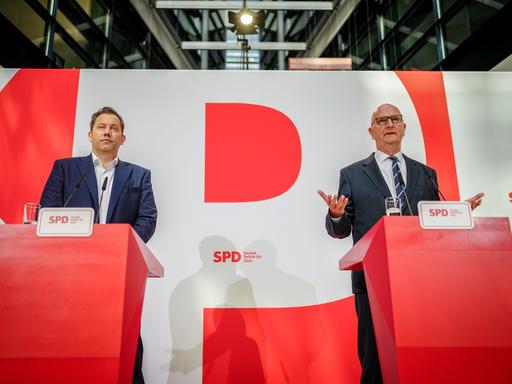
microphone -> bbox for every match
[95,176,109,224]
[397,172,413,216]
[63,173,87,207]
[420,166,446,201]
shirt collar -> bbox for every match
[91,152,119,171]
[375,149,404,164]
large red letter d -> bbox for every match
[205,103,302,202]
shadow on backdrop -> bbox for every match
[236,239,326,383]
[166,235,264,384]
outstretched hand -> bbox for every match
[466,192,484,210]
[317,190,349,218]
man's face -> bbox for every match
[88,113,125,157]
[368,104,406,150]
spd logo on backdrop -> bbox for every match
[213,250,263,263]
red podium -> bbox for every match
[0,224,163,384]
[340,217,512,384]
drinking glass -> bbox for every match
[23,203,41,224]
[385,197,401,216]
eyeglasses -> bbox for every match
[373,115,403,126]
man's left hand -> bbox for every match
[466,192,484,210]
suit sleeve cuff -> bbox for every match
[330,214,343,222]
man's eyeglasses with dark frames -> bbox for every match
[373,115,403,126]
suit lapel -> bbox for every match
[362,153,391,198]
[78,155,99,210]
[107,160,130,223]
[404,155,420,202]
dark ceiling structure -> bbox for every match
[1,0,510,71]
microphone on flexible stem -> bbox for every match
[420,166,446,201]
[63,174,87,208]
[95,176,108,224]
[397,172,413,216]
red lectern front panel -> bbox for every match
[340,217,512,384]
[0,224,162,384]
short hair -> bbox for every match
[90,106,125,133]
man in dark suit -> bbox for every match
[40,106,157,384]
[318,103,483,383]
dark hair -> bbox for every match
[90,106,125,133]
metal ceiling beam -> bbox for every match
[298,0,360,57]
[492,53,512,71]
[129,0,197,69]
[155,1,333,10]
[182,41,307,50]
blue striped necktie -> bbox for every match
[389,156,406,211]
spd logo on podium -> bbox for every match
[418,201,473,229]
[37,208,94,237]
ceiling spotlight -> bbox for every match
[240,12,254,25]
[228,8,266,35]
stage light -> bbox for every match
[227,2,266,69]
[240,12,254,25]
[228,8,266,35]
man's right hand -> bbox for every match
[317,190,349,218]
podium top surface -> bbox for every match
[340,216,512,271]
[0,223,163,278]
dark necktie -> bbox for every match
[389,156,406,211]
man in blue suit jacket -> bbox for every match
[318,104,483,384]
[40,106,157,384]
[40,156,157,242]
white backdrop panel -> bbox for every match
[67,70,510,384]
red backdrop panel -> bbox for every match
[396,71,460,200]
[203,297,360,383]
[0,69,79,223]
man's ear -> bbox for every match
[120,134,126,145]
[368,126,375,139]
[87,130,92,142]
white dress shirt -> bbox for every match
[330,150,408,221]
[91,153,118,224]
[374,149,407,197]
